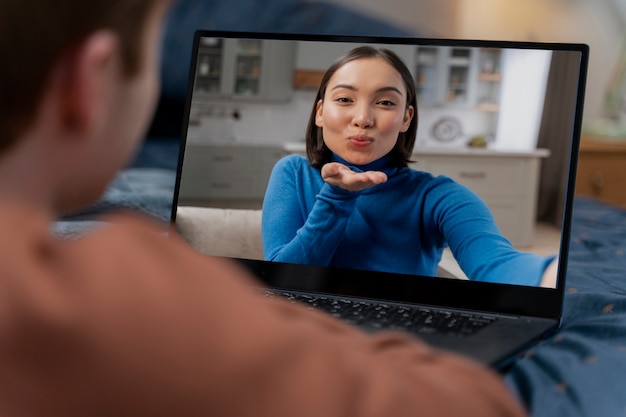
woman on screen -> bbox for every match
[262,46,556,287]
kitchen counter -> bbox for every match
[282,142,551,159]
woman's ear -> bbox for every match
[55,30,119,135]
[315,99,324,128]
[399,105,414,133]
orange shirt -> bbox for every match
[0,202,526,417]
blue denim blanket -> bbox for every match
[506,196,626,416]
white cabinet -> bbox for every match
[411,148,550,247]
[193,38,296,101]
[179,144,287,202]
[414,46,501,111]
[474,48,502,112]
[415,46,477,106]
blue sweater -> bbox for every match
[262,154,552,286]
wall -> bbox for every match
[312,0,461,38]
[187,91,316,145]
[318,0,626,124]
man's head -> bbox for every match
[0,0,170,213]
[0,0,169,151]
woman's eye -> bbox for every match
[377,100,396,107]
[335,97,352,103]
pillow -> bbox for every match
[175,206,264,260]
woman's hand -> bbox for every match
[321,162,387,192]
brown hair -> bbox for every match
[0,0,169,153]
[306,46,418,168]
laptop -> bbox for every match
[170,30,588,371]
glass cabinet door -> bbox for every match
[195,38,224,94]
[475,48,502,112]
[415,46,440,104]
[414,46,478,107]
[232,39,263,97]
[192,37,295,101]
[445,48,471,104]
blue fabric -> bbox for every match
[61,167,176,224]
[505,196,626,416]
[262,154,552,286]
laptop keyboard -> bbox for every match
[265,290,498,337]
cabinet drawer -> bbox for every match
[179,144,286,201]
[416,156,525,198]
[179,177,255,199]
[183,147,255,179]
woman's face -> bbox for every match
[315,57,414,166]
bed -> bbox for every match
[506,196,626,415]
[58,0,626,415]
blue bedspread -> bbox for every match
[506,197,626,416]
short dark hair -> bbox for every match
[305,46,418,168]
[0,0,169,154]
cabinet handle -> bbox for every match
[459,171,487,179]
[210,182,232,189]
[212,155,234,162]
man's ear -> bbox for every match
[55,30,119,134]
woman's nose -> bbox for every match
[352,104,374,128]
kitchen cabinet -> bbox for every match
[178,144,287,202]
[193,38,296,101]
[291,42,503,112]
[415,46,501,111]
[474,48,502,112]
[411,148,549,247]
[576,137,626,207]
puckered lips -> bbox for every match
[347,134,374,148]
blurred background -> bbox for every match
[322,0,626,127]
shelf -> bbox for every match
[580,137,626,152]
[477,73,502,82]
[474,103,500,112]
[293,69,324,89]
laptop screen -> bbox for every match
[172,31,588,318]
